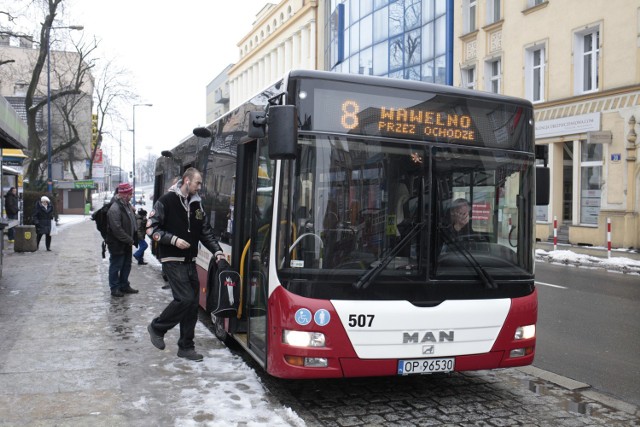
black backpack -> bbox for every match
[91,202,112,258]
[206,259,241,318]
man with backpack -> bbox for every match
[106,183,139,297]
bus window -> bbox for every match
[434,147,534,278]
[203,155,236,242]
[281,135,428,274]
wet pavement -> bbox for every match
[0,217,300,426]
[0,216,638,426]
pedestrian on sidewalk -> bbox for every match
[32,196,54,251]
[106,182,139,297]
[4,187,19,243]
[133,208,149,265]
[147,167,227,362]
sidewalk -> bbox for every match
[535,241,640,274]
[0,217,301,426]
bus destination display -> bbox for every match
[313,88,478,144]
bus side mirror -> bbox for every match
[248,112,266,139]
[267,105,297,160]
[536,167,550,206]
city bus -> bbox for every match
[153,70,549,379]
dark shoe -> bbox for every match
[161,284,170,290]
[111,289,125,297]
[147,324,166,350]
[121,286,139,294]
[46,248,51,251]
[177,348,203,361]
[137,260,148,265]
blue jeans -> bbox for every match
[133,238,148,259]
[109,247,132,291]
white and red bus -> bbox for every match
[153,70,549,379]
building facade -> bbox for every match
[228,0,324,109]
[206,64,234,124]
[324,0,453,84]
[453,0,640,249]
[0,38,95,214]
[0,41,94,186]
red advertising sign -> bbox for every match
[472,202,490,221]
[94,148,103,164]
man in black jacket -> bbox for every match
[107,182,139,297]
[146,167,226,361]
[4,187,19,243]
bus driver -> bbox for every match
[449,198,472,238]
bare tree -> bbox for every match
[20,0,99,187]
[90,58,137,180]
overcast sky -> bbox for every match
[67,0,271,171]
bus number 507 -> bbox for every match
[348,314,374,327]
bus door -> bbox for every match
[240,141,274,363]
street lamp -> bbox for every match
[132,103,152,199]
[46,25,83,194]
[118,130,132,185]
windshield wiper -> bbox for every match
[439,228,498,289]
[353,221,425,291]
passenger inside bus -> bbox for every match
[448,198,472,238]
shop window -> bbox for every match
[579,141,602,225]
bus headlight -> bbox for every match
[514,324,536,340]
[283,330,326,347]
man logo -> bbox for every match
[402,331,455,343]
[423,345,434,355]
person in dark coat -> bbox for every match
[106,182,138,297]
[32,196,54,251]
[133,208,149,265]
[4,187,19,242]
[147,167,226,361]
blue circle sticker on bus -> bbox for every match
[294,308,312,326]
[314,309,331,326]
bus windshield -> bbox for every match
[277,135,534,298]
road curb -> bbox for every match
[518,366,640,416]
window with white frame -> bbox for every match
[485,58,501,93]
[525,45,545,102]
[579,141,602,225]
[462,66,476,89]
[486,0,500,24]
[574,27,599,94]
[463,0,477,33]
[527,0,546,7]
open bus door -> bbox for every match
[235,140,274,365]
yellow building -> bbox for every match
[453,0,639,249]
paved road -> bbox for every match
[535,262,640,407]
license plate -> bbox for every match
[397,358,455,375]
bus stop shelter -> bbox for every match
[0,96,29,277]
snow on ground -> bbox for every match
[535,248,640,274]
